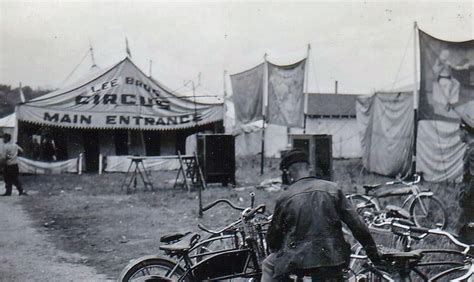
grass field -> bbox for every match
[16,157,464,280]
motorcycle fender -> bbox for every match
[139,275,173,282]
[119,255,179,281]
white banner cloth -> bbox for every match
[417,120,464,182]
[104,155,181,172]
[18,157,78,174]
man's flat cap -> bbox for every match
[280,149,309,170]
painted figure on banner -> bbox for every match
[418,30,474,122]
[266,60,306,127]
[432,49,470,111]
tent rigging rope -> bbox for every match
[390,28,414,91]
[60,48,91,87]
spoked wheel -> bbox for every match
[409,195,448,230]
[119,257,187,282]
[430,264,474,281]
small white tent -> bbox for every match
[0,112,17,141]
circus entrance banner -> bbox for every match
[16,58,223,130]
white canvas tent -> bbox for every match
[17,57,223,131]
[0,112,17,162]
[0,112,16,138]
[357,90,466,182]
[15,57,224,172]
[227,93,362,159]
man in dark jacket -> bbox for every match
[457,119,474,244]
[262,149,380,281]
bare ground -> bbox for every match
[0,158,463,281]
[0,197,110,282]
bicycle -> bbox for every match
[118,202,269,281]
[195,195,271,263]
[346,174,448,230]
[348,220,474,281]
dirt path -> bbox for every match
[0,196,111,282]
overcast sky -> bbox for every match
[0,1,472,96]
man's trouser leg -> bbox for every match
[10,165,23,193]
[3,167,13,195]
[5,165,22,194]
[261,253,279,282]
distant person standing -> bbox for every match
[32,137,41,161]
[41,134,57,161]
[458,119,474,244]
[1,133,27,196]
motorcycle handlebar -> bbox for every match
[201,199,246,212]
[242,204,266,220]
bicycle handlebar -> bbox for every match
[201,199,246,212]
[242,204,266,220]
[396,174,421,185]
[390,222,472,255]
[365,174,422,191]
[197,218,242,235]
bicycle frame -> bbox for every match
[360,176,443,226]
[159,207,268,281]
[365,184,428,209]
[349,221,473,281]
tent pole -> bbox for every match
[261,54,268,175]
[303,44,311,134]
[303,115,307,134]
[223,70,228,134]
[412,21,419,177]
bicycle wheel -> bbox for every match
[346,194,380,223]
[119,256,187,282]
[430,264,473,281]
[409,195,448,229]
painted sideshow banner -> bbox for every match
[419,30,474,125]
[230,63,264,125]
[266,59,306,127]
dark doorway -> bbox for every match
[114,130,129,155]
[143,131,161,156]
[51,128,68,160]
[175,130,190,155]
[291,134,333,181]
[83,130,100,172]
[314,135,333,181]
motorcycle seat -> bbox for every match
[160,232,190,243]
[160,232,200,252]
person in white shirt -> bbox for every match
[2,133,26,196]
